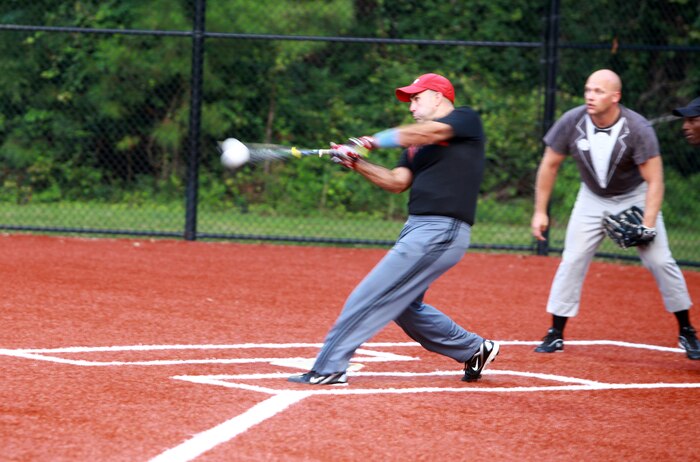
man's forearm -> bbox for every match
[353,160,411,194]
[643,180,664,227]
[369,122,453,149]
[534,166,557,214]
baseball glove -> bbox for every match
[602,206,657,249]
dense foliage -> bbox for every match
[0,0,698,225]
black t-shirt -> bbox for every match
[396,107,485,225]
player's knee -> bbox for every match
[639,248,675,271]
[559,251,593,272]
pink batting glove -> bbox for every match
[348,136,377,150]
[329,142,361,169]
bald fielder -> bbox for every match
[531,69,698,360]
[288,73,499,385]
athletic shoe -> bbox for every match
[462,340,500,382]
[679,326,700,360]
[287,370,348,385]
[534,328,564,353]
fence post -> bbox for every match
[184,0,206,241]
[538,0,560,256]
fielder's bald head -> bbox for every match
[584,69,623,121]
[586,69,622,94]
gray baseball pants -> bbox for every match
[311,215,484,375]
[547,182,692,317]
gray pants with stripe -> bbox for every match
[311,215,485,375]
[547,182,692,317]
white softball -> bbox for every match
[220,138,250,169]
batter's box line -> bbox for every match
[0,344,418,367]
[149,371,700,462]
[0,340,685,367]
[173,369,700,396]
[508,339,685,354]
[172,369,607,395]
[2,339,685,353]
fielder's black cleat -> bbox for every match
[462,340,500,382]
[287,370,348,385]
[534,328,564,353]
[679,326,700,360]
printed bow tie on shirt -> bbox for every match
[594,127,612,135]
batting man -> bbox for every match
[288,73,499,385]
[531,69,698,360]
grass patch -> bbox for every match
[1,201,697,268]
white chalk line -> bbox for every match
[154,368,700,462]
[3,339,686,354]
[148,391,311,462]
[0,344,417,367]
[9,343,331,353]
[0,340,685,367]
[0,353,415,367]
[6,342,409,354]
[1,340,695,462]
[172,368,700,396]
[174,369,604,388]
[145,341,692,461]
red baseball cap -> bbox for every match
[395,73,455,103]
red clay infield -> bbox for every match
[1,234,698,461]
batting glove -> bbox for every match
[348,136,377,150]
[329,142,362,169]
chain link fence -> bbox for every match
[1,0,698,267]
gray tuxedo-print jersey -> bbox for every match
[543,105,660,198]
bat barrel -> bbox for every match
[228,141,337,162]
